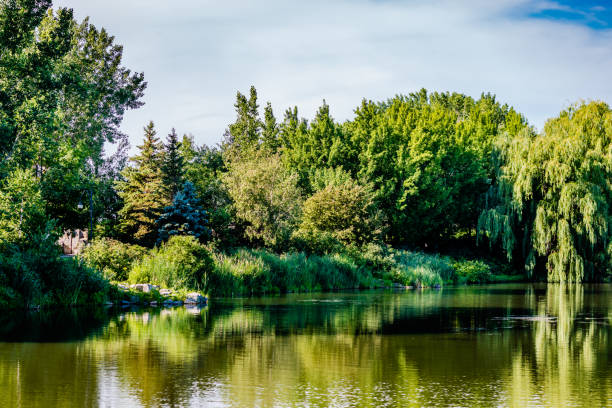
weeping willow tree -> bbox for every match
[479,102,612,282]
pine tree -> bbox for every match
[157,181,210,244]
[116,121,169,246]
[162,128,184,198]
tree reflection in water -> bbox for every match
[0,285,610,407]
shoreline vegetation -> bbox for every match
[0,2,610,310]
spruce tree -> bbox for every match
[163,128,184,198]
[157,181,210,244]
[116,121,169,246]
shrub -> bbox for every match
[80,238,147,281]
[391,266,443,288]
[0,222,110,307]
[129,235,214,290]
[392,250,455,283]
[453,260,492,284]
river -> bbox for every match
[0,284,610,407]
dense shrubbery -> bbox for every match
[0,223,110,308]
[80,238,147,281]
[129,235,214,290]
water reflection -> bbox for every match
[0,284,610,407]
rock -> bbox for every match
[117,284,129,291]
[149,301,158,306]
[174,300,184,306]
[184,292,207,304]
[159,289,173,296]
[130,283,153,293]
[392,282,406,289]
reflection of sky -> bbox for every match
[52,0,612,152]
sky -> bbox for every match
[54,0,612,150]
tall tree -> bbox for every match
[478,102,612,282]
[116,121,169,246]
[225,85,261,157]
[162,128,184,198]
[261,102,280,152]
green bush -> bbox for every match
[392,250,455,283]
[129,235,214,290]
[0,222,110,307]
[80,238,147,281]
[390,265,443,288]
[453,260,492,284]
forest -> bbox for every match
[0,1,610,308]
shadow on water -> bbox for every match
[0,284,610,407]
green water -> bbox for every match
[0,284,611,407]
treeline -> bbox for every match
[0,2,610,307]
[102,85,611,284]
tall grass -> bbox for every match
[209,249,373,296]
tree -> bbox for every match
[116,122,169,246]
[478,101,612,282]
[225,85,261,156]
[157,181,211,244]
[296,176,383,246]
[261,102,280,152]
[0,3,145,232]
[162,128,184,198]
[223,152,302,250]
[0,168,45,243]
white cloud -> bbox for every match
[54,0,612,149]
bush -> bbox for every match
[129,235,214,290]
[392,250,455,283]
[390,265,443,288]
[0,222,110,307]
[80,238,147,281]
[453,260,492,284]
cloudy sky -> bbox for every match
[54,0,612,149]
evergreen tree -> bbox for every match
[116,121,169,246]
[157,181,211,244]
[162,128,184,198]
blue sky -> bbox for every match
[54,0,612,150]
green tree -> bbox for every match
[0,168,44,243]
[157,181,211,244]
[296,176,383,246]
[261,102,280,152]
[162,128,184,198]
[478,101,612,282]
[223,152,302,250]
[116,121,169,246]
[225,85,261,156]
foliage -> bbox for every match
[223,152,302,250]
[157,181,211,244]
[297,176,383,246]
[129,235,214,290]
[478,102,612,282]
[162,128,184,198]
[0,221,109,307]
[0,168,44,243]
[79,238,146,281]
[116,121,170,246]
[0,4,145,230]
[209,248,372,296]
[453,260,492,284]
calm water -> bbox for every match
[0,284,611,407]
